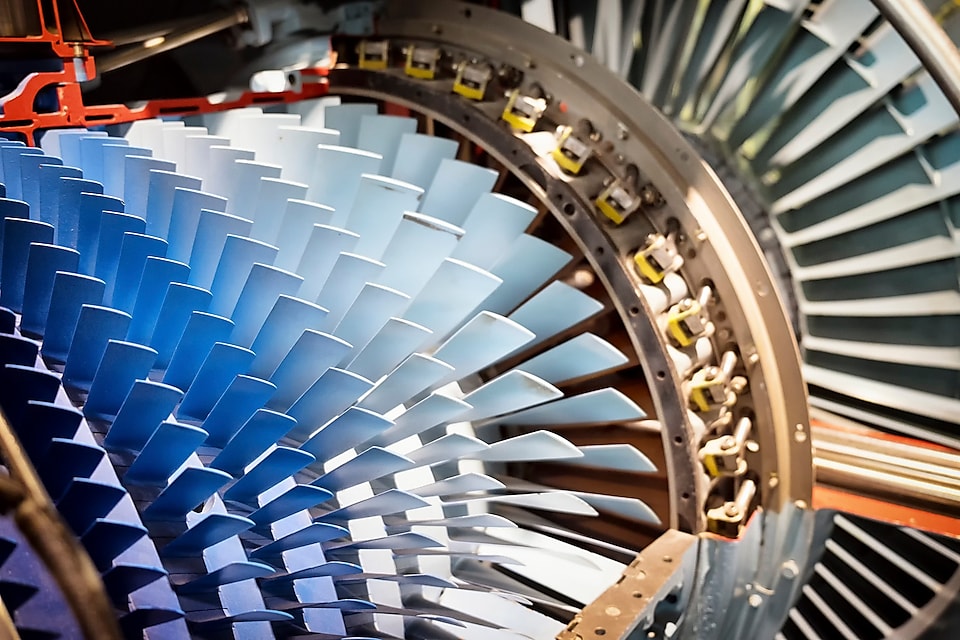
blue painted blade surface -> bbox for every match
[149,283,212,368]
[476,234,573,316]
[208,234,278,318]
[561,444,658,473]
[17,401,81,461]
[229,263,303,347]
[333,284,410,362]
[267,330,352,411]
[142,466,232,521]
[262,560,360,584]
[177,343,256,421]
[76,192,124,275]
[322,103,378,148]
[247,177,308,244]
[287,367,372,440]
[0,218,54,311]
[163,312,235,391]
[125,256,191,345]
[274,199,334,270]
[499,388,646,425]
[376,212,463,299]
[356,114,417,175]
[81,520,148,571]
[434,311,534,384]
[571,493,661,525]
[40,272,105,361]
[316,253,385,330]
[274,126,339,186]
[200,375,276,447]
[104,379,182,452]
[299,407,393,464]
[101,144,151,199]
[403,259,502,347]
[344,175,423,260]
[56,479,127,535]
[390,514,515,530]
[451,193,538,270]
[77,136,126,185]
[404,433,488,467]
[0,145,44,200]
[180,134,229,179]
[61,304,131,391]
[295,224,360,302]
[513,333,629,384]
[317,489,428,523]
[187,209,252,291]
[50,175,101,249]
[457,371,562,422]
[249,295,328,379]
[161,513,253,557]
[324,532,440,552]
[366,392,472,448]
[508,281,604,351]
[203,146,255,201]
[246,484,333,527]
[223,446,314,503]
[419,159,498,226]
[311,447,413,493]
[173,561,275,594]
[346,317,431,381]
[124,156,176,216]
[94,212,147,297]
[358,354,453,414]
[249,522,348,559]
[20,153,63,217]
[20,242,79,336]
[83,340,158,419]
[0,197,30,263]
[159,125,206,169]
[144,171,201,239]
[223,160,282,220]
[0,306,14,334]
[101,564,167,605]
[210,409,297,475]
[185,609,293,629]
[439,492,596,516]
[391,133,458,188]
[309,145,382,225]
[110,232,168,312]
[0,366,60,429]
[166,188,227,264]
[471,431,582,462]
[39,438,105,499]
[0,334,38,367]
[124,421,208,486]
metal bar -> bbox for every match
[871,0,960,117]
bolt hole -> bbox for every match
[595,629,606,637]
[562,202,575,216]
[629,306,640,316]
[464,8,472,18]
[596,246,605,255]
[463,114,471,123]
[632,591,643,598]
[655,370,666,380]
[681,492,690,500]
[287,73,297,85]
[716,310,727,322]
[686,248,697,259]
[673,436,683,445]
[666,593,679,604]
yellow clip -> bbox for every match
[551,126,590,174]
[501,90,546,132]
[453,61,491,101]
[595,180,639,225]
[632,234,677,284]
[359,40,389,70]
[688,366,727,412]
[405,46,440,79]
[667,299,703,347]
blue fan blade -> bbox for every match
[0,197,30,263]
[376,212,463,299]
[177,343,256,421]
[53,130,108,168]
[149,283,212,368]
[261,560,360,584]
[118,607,185,637]
[229,263,303,347]
[208,234,279,317]
[1,218,54,311]
[287,367,372,440]
[388,514,513,530]
[39,438,105,499]
[105,379,183,452]
[513,333,629,384]
[161,513,253,557]
[173,561,275,594]
[322,103,378,148]
[81,520,149,571]
[274,199,334,271]
[56,478,126,535]
[274,126,339,185]
[246,484,333,527]
[187,209,252,291]
[403,433,487,467]
[316,253,385,330]
[101,564,167,606]
[124,156,176,216]
[311,447,413,493]
[0,334,39,367]
[356,114,417,175]
[83,340,158,420]
[223,160,282,220]
[419,159,498,226]
[508,281,604,351]
[317,489,428,523]
[52,176,103,250]
[248,295,328,379]
[0,145,43,200]
[0,306,14,334]
[223,446,314,503]
[143,466,232,521]
[333,284,410,361]
[358,354,454,414]
[248,177,308,245]
[0,365,60,430]
[20,243,79,336]
[144,171,201,239]
[201,375,276,447]
[451,193,538,270]
[456,370,562,422]
[266,330,352,412]
[300,407,393,464]
[366,392,471,448]
[499,388,647,425]
[344,175,423,260]
[124,421,208,486]
[40,272,105,361]
[61,304,131,391]
[295,224,360,302]
[472,430,582,462]
[391,133,458,187]
[184,609,293,629]
[78,136,126,182]
[101,144,150,198]
[76,192,124,275]
[227,111,299,162]
[202,146,255,201]
[346,317,431,381]
[210,409,297,475]
[562,444,657,473]
[180,134,228,179]
[20,153,62,216]
[94,212,147,298]
[249,522,348,559]
[166,188,227,264]
[324,532,441,552]
[430,311,535,389]
[18,401,81,460]
[111,233,167,314]
[162,311,234,392]
[476,234,573,316]
[125,256,191,345]
[308,145,381,222]
[572,493,660,525]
